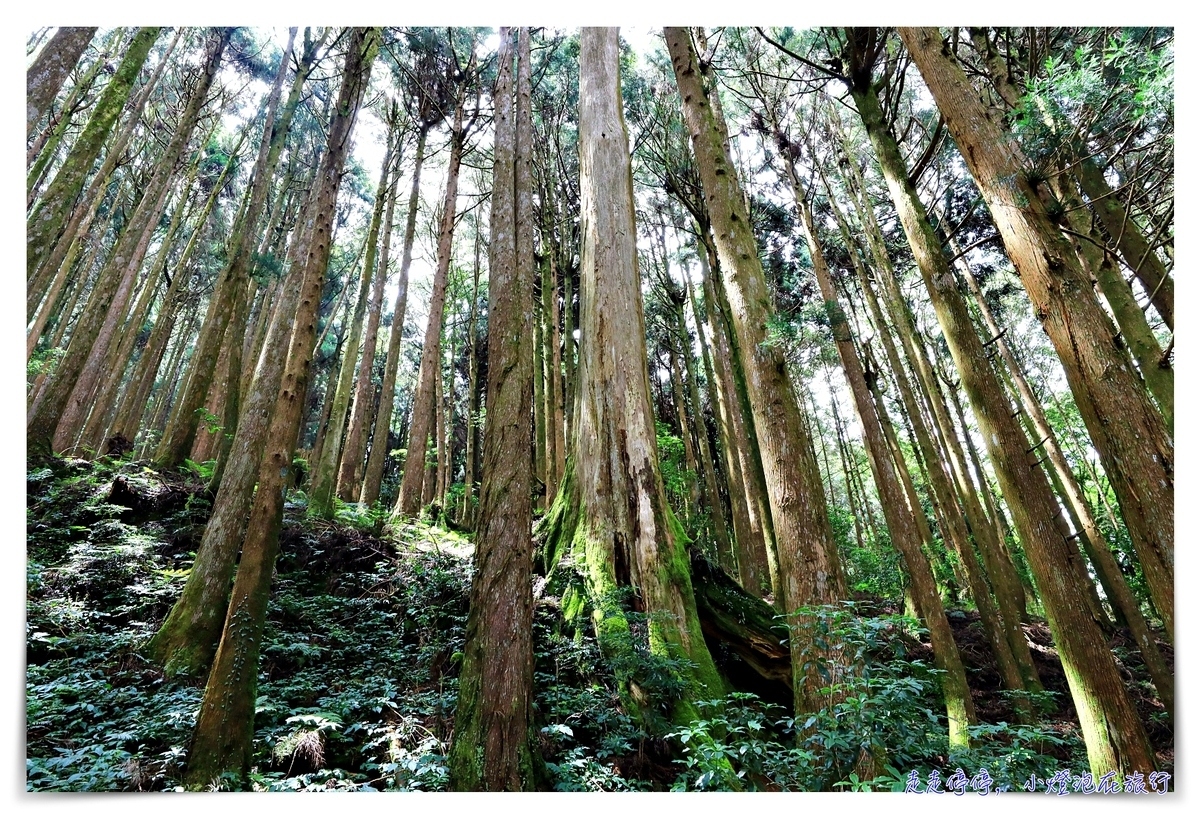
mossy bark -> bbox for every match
[26,26,96,137]
[27,29,230,459]
[27,27,157,286]
[155,28,317,471]
[537,28,727,735]
[667,28,851,721]
[449,31,539,790]
[185,28,379,788]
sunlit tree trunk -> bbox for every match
[28,29,230,458]
[155,27,316,470]
[27,27,158,286]
[540,27,726,730]
[853,29,1156,776]
[185,28,379,788]
[449,29,538,790]
[340,112,403,501]
[901,28,1173,650]
[666,27,849,719]
[26,26,97,138]
[310,122,396,517]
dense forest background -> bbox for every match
[23,23,1176,793]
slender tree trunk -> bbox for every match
[449,30,538,789]
[696,242,771,598]
[397,105,466,517]
[1076,156,1173,331]
[362,126,428,506]
[156,27,316,470]
[902,28,1173,651]
[853,32,1155,775]
[185,29,379,788]
[796,189,975,747]
[667,28,849,721]
[29,29,182,321]
[460,220,482,524]
[27,27,159,287]
[27,28,230,458]
[310,125,396,517]
[339,114,403,501]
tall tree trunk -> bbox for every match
[901,28,1173,651]
[540,27,726,732]
[29,29,182,322]
[310,123,396,517]
[695,241,770,598]
[156,27,318,470]
[460,219,482,524]
[361,125,428,506]
[852,31,1155,776]
[26,26,97,139]
[796,188,975,747]
[449,29,538,790]
[666,27,849,720]
[831,104,1040,691]
[396,104,466,517]
[1076,156,1173,331]
[28,28,231,458]
[339,113,403,501]
[961,261,1174,716]
[184,28,379,788]
[27,28,159,286]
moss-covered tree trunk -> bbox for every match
[666,27,849,718]
[27,27,157,286]
[184,28,379,789]
[29,30,181,326]
[959,240,1174,719]
[851,28,1157,777]
[794,189,975,746]
[155,27,317,471]
[541,27,726,730]
[27,29,230,459]
[900,27,1173,649]
[689,249,768,597]
[1075,156,1173,331]
[831,96,1041,693]
[449,29,538,790]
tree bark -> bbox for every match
[901,28,1173,650]
[28,29,230,459]
[666,27,849,720]
[27,28,159,286]
[853,30,1156,776]
[361,125,428,506]
[185,28,379,788]
[396,103,466,517]
[27,26,97,139]
[449,29,539,790]
[540,27,726,731]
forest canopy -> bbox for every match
[25,25,1173,793]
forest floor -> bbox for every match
[26,456,1173,792]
